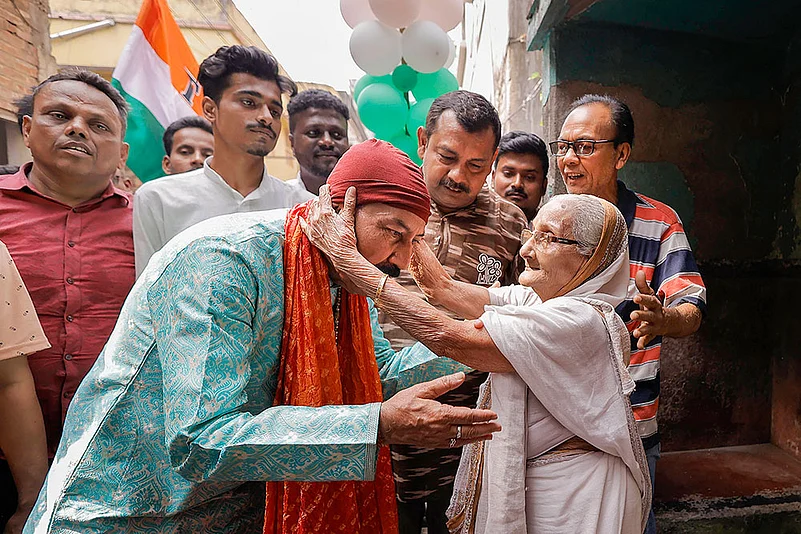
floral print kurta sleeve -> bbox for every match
[148,237,383,484]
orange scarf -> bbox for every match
[264,203,399,534]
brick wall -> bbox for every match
[0,0,56,123]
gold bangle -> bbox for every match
[374,274,389,305]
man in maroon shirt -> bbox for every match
[0,69,134,532]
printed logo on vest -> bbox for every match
[476,253,502,285]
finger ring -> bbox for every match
[448,438,457,448]
[456,425,462,440]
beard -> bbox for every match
[377,263,401,278]
[306,151,342,179]
[306,159,337,179]
[246,145,270,157]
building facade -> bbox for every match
[460,0,544,137]
[48,0,300,179]
[0,0,57,166]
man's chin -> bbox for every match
[562,179,590,196]
[246,143,274,158]
[309,163,336,179]
[432,190,475,211]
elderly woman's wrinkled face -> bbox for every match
[518,201,588,300]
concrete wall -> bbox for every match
[770,30,801,459]
[461,0,544,135]
[542,21,801,453]
[496,0,544,135]
[460,0,506,103]
[770,265,801,458]
[4,120,31,165]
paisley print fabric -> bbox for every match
[24,209,465,534]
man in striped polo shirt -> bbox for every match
[554,94,707,534]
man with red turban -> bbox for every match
[25,140,501,534]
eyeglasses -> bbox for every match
[549,139,616,157]
[521,228,581,248]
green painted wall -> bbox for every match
[550,21,781,109]
[778,31,801,259]
[545,21,794,261]
[578,0,801,45]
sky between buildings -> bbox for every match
[233,0,463,91]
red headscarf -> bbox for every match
[327,138,431,223]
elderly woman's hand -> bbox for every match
[300,185,379,296]
[300,185,358,262]
[409,240,451,304]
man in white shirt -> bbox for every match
[286,89,351,197]
[134,45,313,275]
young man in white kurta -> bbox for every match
[133,162,312,274]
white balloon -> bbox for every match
[349,21,402,76]
[340,0,375,29]
[402,20,450,74]
[419,0,464,32]
[444,36,456,69]
[369,0,421,29]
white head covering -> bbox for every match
[557,195,630,306]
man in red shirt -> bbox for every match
[0,69,134,528]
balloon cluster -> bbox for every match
[342,0,463,163]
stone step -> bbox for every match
[655,444,801,533]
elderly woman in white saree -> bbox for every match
[302,189,651,534]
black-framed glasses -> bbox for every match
[521,228,581,248]
[549,139,616,157]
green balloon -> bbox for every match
[392,64,419,93]
[353,74,392,102]
[357,83,409,138]
[406,98,434,137]
[389,132,422,165]
[373,130,395,142]
[411,69,459,101]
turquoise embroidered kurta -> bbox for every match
[25,209,465,534]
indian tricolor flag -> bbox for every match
[112,0,203,182]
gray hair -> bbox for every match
[560,194,629,280]
[566,195,605,256]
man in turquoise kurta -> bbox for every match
[24,204,489,533]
